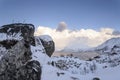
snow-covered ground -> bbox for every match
[30,37,120,80]
[0,32,23,41]
[0,24,120,80]
[40,56,120,80]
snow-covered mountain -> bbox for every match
[49,37,120,80]
[59,37,120,54]
[95,37,120,54]
[48,55,120,80]
[96,37,120,49]
[61,44,90,53]
[0,23,120,80]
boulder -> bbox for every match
[0,39,41,80]
[0,23,41,80]
[0,23,35,45]
[35,35,55,57]
[0,23,55,80]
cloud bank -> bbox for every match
[35,22,120,51]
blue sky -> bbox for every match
[0,0,120,30]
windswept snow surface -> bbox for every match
[45,56,120,80]
[31,37,120,80]
[31,46,120,80]
[30,44,76,80]
[96,37,120,50]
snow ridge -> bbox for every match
[96,37,120,50]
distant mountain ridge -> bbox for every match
[49,37,120,80]
[95,37,120,54]
[59,37,120,53]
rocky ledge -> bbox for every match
[0,23,55,80]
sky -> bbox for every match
[0,0,120,50]
[0,0,120,30]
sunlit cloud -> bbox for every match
[34,23,120,51]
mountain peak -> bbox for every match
[96,37,120,50]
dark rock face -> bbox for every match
[16,60,41,80]
[93,77,100,80]
[0,23,42,80]
[0,23,35,38]
[0,40,41,80]
[0,40,18,49]
[39,36,55,57]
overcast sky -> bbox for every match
[0,0,120,30]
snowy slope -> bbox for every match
[1,23,119,80]
[31,37,81,80]
[47,54,120,80]
[31,43,120,80]
[95,37,120,51]
[59,37,120,53]
[30,36,120,80]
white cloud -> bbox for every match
[34,25,120,51]
[56,22,67,32]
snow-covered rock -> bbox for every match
[0,23,35,42]
[35,35,55,57]
[0,23,55,80]
[0,23,120,80]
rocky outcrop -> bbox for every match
[35,35,55,57]
[0,40,41,80]
[0,23,55,80]
[0,23,35,42]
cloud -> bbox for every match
[56,22,67,32]
[34,24,120,51]
[112,30,120,36]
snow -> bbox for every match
[39,55,120,80]
[42,56,120,80]
[30,39,75,80]
[42,65,73,80]
[96,37,120,50]
[62,44,90,53]
[7,28,12,32]
[86,65,120,80]
[0,47,8,60]
[30,37,120,80]
[0,27,119,80]
[39,35,53,42]
[31,37,80,80]
[28,24,34,29]
[13,24,33,28]
[0,32,23,41]
[30,45,49,65]
[31,46,120,80]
